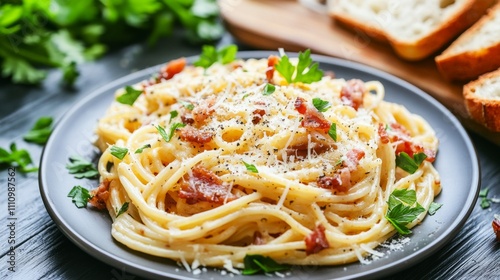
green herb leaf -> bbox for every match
[156,123,186,142]
[0,143,38,173]
[242,255,290,275]
[328,123,337,141]
[385,189,425,235]
[68,185,91,208]
[395,152,427,174]
[110,146,128,160]
[169,110,178,123]
[179,100,194,110]
[193,44,238,68]
[134,144,151,154]
[242,160,258,173]
[312,98,331,112]
[66,155,99,179]
[116,202,129,217]
[428,202,442,216]
[116,86,143,105]
[23,116,53,144]
[262,83,275,96]
[275,49,323,84]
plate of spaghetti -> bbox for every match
[39,47,479,279]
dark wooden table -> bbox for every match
[1,31,499,280]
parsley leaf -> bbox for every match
[156,123,186,142]
[66,155,99,179]
[0,143,38,173]
[242,255,290,275]
[395,152,427,174]
[328,123,337,141]
[385,189,425,235]
[134,144,151,154]
[116,86,143,105]
[312,98,331,112]
[262,83,275,95]
[179,100,194,110]
[428,202,442,216]
[169,110,178,123]
[242,160,258,173]
[116,202,129,217]
[23,116,53,144]
[275,49,323,84]
[193,44,238,68]
[478,188,499,209]
[68,185,91,208]
[110,146,128,160]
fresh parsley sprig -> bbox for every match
[116,86,142,105]
[312,98,331,112]
[0,143,38,173]
[110,146,128,160]
[242,255,290,275]
[396,152,427,174]
[67,185,91,208]
[23,116,53,144]
[116,202,129,217]
[242,160,258,173]
[194,44,238,68]
[385,189,425,235]
[275,49,323,84]
[156,123,186,142]
[479,188,500,209]
[66,155,99,179]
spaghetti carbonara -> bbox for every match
[92,52,440,270]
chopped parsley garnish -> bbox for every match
[169,110,178,123]
[0,143,38,173]
[385,189,425,235]
[134,144,151,154]
[312,98,331,112]
[242,254,290,275]
[68,186,91,208]
[116,202,129,217]
[179,100,194,110]
[428,202,443,216]
[110,146,128,160]
[479,188,499,209]
[156,123,186,142]
[275,49,323,84]
[262,83,276,95]
[328,123,337,141]
[242,160,258,173]
[116,86,143,106]
[23,116,53,144]
[193,44,238,68]
[66,155,99,179]
[395,152,427,174]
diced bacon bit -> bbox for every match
[378,122,436,162]
[317,149,364,192]
[192,98,216,123]
[253,231,265,245]
[178,165,235,205]
[160,57,186,81]
[304,224,330,255]
[180,113,195,125]
[493,216,500,241]
[294,97,331,132]
[178,126,214,144]
[252,108,266,124]
[89,179,110,210]
[340,79,366,110]
[266,55,279,81]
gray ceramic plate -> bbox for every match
[39,51,480,280]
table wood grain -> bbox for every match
[1,32,499,280]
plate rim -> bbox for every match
[39,51,480,280]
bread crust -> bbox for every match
[436,2,500,81]
[329,0,495,61]
[463,68,500,132]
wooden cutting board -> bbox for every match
[219,0,500,145]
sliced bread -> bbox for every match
[463,68,500,132]
[436,2,500,81]
[328,0,495,61]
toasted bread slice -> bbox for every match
[436,2,500,81]
[328,0,495,61]
[463,68,500,132]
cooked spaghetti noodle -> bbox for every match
[94,55,440,269]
